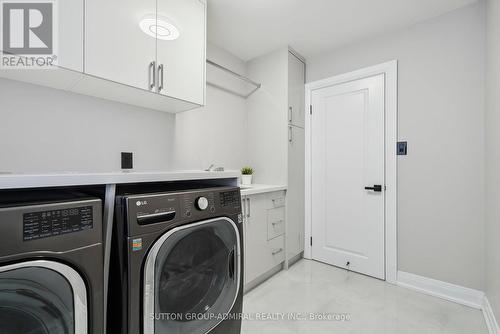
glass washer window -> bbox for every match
[144,218,240,334]
[0,261,88,334]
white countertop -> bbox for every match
[0,170,240,189]
[240,184,287,196]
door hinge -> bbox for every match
[310,237,313,246]
[309,105,312,115]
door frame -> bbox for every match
[304,60,398,284]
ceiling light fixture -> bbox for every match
[139,14,180,41]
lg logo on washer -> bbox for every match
[1,0,58,68]
[136,200,148,207]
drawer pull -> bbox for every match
[272,248,284,255]
[271,198,285,207]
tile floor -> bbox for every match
[242,260,488,334]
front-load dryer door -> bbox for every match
[0,260,87,334]
[143,217,241,334]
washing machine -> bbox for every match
[108,186,243,334]
[0,191,104,334]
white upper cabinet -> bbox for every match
[1,0,206,112]
[0,0,84,88]
[85,0,157,91]
[58,0,84,72]
[156,0,206,104]
[85,0,206,106]
[288,52,305,128]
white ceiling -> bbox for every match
[207,0,478,61]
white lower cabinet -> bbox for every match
[242,191,286,287]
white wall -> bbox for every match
[307,3,485,290]
[172,44,248,171]
[246,48,289,185]
[485,0,500,321]
[0,79,175,172]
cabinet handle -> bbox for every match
[228,247,236,280]
[247,198,251,218]
[158,64,164,92]
[149,61,156,91]
[241,197,246,223]
[288,126,293,143]
[272,248,283,255]
[288,106,293,123]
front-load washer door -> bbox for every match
[143,217,241,334]
[0,260,88,334]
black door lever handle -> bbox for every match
[365,185,382,192]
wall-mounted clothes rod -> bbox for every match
[206,59,261,98]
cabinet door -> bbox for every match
[58,0,84,71]
[243,194,269,285]
[156,0,206,104]
[241,195,247,285]
[85,0,156,90]
[287,126,305,260]
[288,52,305,128]
[0,0,84,86]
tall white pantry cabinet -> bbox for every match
[244,48,306,287]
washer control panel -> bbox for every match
[23,206,94,241]
[127,187,241,227]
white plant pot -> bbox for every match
[241,175,253,185]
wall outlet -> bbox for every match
[121,152,133,169]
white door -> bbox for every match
[311,74,385,280]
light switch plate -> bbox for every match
[397,142,407,156]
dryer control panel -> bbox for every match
[126,187,242,230]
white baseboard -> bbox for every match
[397,271,484,309]
[483,296,500,334]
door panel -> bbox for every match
[57,0,84,71]
[156,0,205,104]
[287,126,305,259]
[143,218,239,334]
[288,52,305,128]
[0,261,87,334]
[311,74,385,279]
[85,0,156,90]
[243,194,268,285]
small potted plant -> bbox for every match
[241,167,253,185]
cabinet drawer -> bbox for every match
[267,207,285,240]
[267,235,285,264]
[267,191,286,209]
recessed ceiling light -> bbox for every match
[139,14,180,41]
